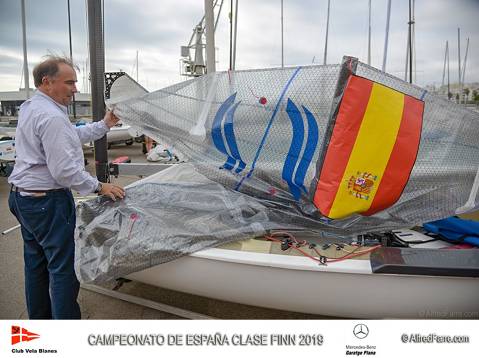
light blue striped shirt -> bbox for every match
[9,91,109,195]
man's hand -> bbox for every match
[99,182,125,201]
[103,110,120,128]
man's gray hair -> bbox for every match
[33,55,79,88]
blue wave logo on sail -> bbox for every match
[211,93,247,173]
[282,98,319,200]
[211,92,319,200]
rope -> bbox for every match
[264,231,382,265]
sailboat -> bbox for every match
[74,56,479,318]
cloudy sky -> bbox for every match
[1,0,478,93]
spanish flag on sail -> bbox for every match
[313,75,424,219]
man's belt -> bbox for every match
[11,185,67,193]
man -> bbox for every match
[8,55,125,319]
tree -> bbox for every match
[472,89,479,103]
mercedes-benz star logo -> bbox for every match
[353,324,369,339]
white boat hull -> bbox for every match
[107,125,133,143]
[127,248,479,318]
[0,139,15,162]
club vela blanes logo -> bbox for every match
[11,326,40,345]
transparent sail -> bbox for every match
[74,57,479,283]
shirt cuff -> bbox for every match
[100,120,110,132]
[80,178,99,196]
[92,178,100,193]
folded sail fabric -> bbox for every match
[314,75,424,219]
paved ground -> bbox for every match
[0,141,322,319]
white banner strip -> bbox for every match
[1,319,477,358]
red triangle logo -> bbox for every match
[11,326,40,345]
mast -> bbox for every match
[323,0,331,65]
[86,59,89,93]
[367,0,371,65]
[404,25,409,81]
[205,0,216,74]
[21,0,30,99]
[441,41,447,87]
[136,50,139,82]
[447,41,450,100]
[181,0,223,77]
[82,62,86,94]
[232,0,238,70]
[67,0,77,118]
[457,28,461,103]
[442,41,451,100]
[229,0,233,70]
[230,0,234,71]
[281,0,284,67]
[407,0,413,83]
[408,0,413,83]
[412,0,416,82]
[382,0,391,72]
[87,0,108,182]
[461,37,469,104]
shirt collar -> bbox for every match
[36,90,69,115]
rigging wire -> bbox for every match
[229,0,233,70]
[19,66,24,89]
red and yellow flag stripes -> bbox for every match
[313,75,424,219]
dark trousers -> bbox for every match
[8,190,81,319]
